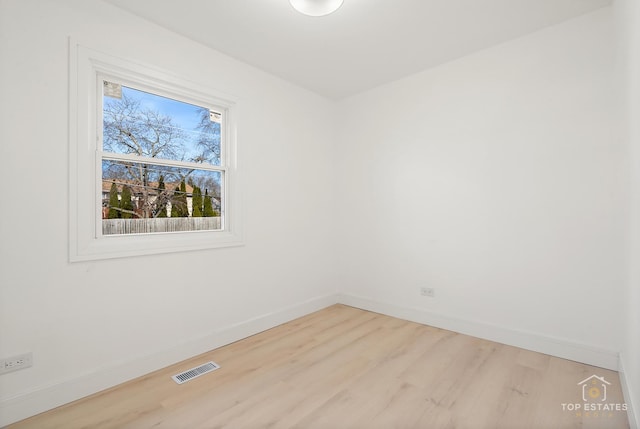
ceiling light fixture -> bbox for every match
[289,0,344,17]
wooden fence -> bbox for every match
[102,217,221,235]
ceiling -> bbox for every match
[104,0,611,100]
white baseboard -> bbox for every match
[0,294,337,427]
[336,293,620,371]
[619,354,639,429]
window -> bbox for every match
[70,41,242,261]
[100,82,224,234]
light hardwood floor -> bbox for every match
[8,305,629,429]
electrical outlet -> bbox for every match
[0,353,33,375]
[420,287,435,298]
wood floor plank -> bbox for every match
[7,305,629,429]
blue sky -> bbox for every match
[121,85,206,157]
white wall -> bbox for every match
[335,8,626,368]
[0,0,336,424]
[614,0,640,426]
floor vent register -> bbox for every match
[172,361,220,384]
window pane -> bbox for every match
[103,83,221,165]
[102,160,223,235]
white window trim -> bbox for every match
[69,39,243,262]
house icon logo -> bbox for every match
[577,375,611,402]
[562,374,626,416]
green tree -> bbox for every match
[179,180,188,217]
[156,175,168,218]
[120,185,134,219]
[108,182,120,219]
[171,180,188,217]
[192,186,203,217]
[203,189,215,217]
[170,187,181,217]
